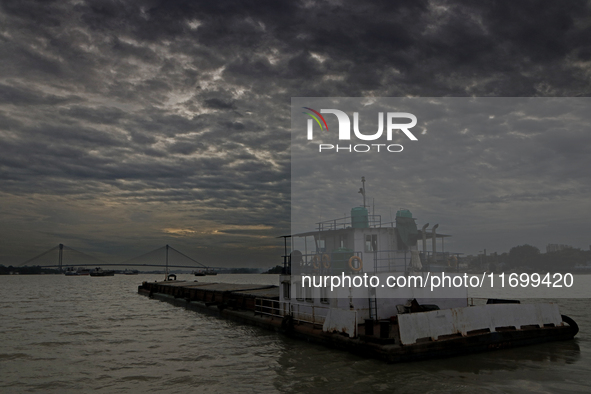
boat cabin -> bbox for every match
[279,206,467,325]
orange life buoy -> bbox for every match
[348,256,363,272]
[312,254,321,269]
[322,253,331,269]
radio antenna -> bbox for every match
[358,176,366,208]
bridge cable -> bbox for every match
[168,245,209,268]
[20,245,59,266]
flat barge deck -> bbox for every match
[138,280,578,363]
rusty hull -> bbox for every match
[138,280,578,364]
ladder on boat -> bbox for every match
[369,296,378,320]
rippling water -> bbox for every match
[1,274,590,393]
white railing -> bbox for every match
[254,298,330,327]
[254,299,289,318]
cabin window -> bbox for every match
[283,282,291,300]
[317,239,325,253]
[339,235,347,248]
[365,234,378,252]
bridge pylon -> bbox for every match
[58,244,63,271]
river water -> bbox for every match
[1,274,589,393]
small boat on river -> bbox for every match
[90,267,115,277]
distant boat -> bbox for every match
[194,269,217,276]
[64,267,78,276]
[64,267,90,276]
[122,269,139,275]
[89,267,115,277]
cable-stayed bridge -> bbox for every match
[16,244,213,272]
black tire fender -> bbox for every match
[561,314,579,337]
[281,315,294,331]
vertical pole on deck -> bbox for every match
[165,244,169,280]
[361,176,366,208]
[283,236,287,274]
[404,250,407,272]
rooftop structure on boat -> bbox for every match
[279,177,465,323]
[289,206,456,275]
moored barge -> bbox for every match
[138,279,578,363]
[138,179,578,363]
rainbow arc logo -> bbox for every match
[302,107,329,131]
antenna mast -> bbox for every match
[359,176,366,208]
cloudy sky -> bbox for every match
[2,1,591,267]
[290,97,591,258]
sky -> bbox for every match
[1,1,591,267]
[290,97,591,258]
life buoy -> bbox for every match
[322,253,331,269]
[312,254,321,269]
[348,256,363,272]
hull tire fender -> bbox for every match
[561,314,579,337]
[281,315,294,331]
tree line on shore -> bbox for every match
[470,244,591,271]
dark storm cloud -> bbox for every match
[204,98,236,110]
[1,0,590,265]
[0,84,81,106]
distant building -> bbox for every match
[546,244,572,253]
